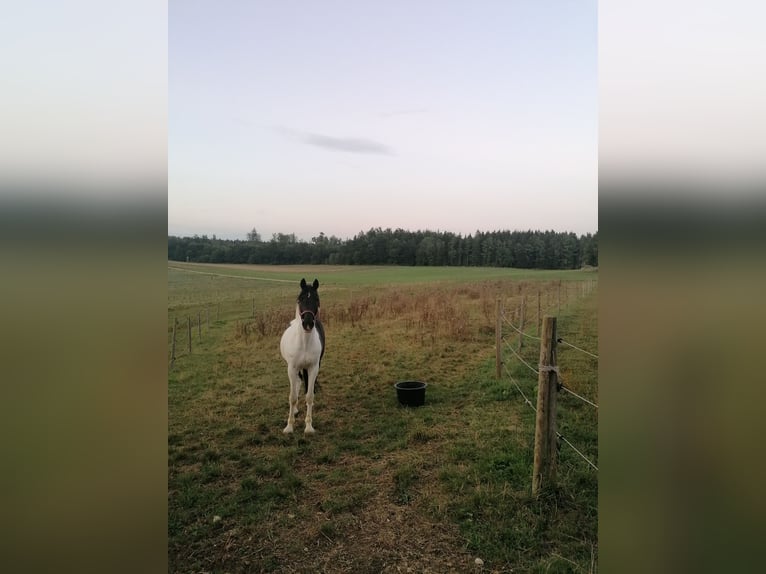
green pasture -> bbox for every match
[168,261,597,286]
[168,264,598,573]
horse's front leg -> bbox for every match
[304,364,320,434]
[283,366,301,434]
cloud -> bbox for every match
[303,133,393,155]
[270,125,393,155]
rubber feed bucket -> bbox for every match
[394,381,427,407]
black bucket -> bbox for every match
[394,381,427,407]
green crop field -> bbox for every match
[168,263,598,573]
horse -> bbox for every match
[279,278,325,434]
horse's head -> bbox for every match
[297,278,320,332]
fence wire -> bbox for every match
[502,364,537,413]
[557,432,598,471]
[559,383,599,409]
[501,313,542,341]
[557,337,599,360]
[501,338,539,375]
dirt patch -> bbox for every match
[274,462,477,574]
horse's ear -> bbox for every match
[312,279,319,290]
[300,278,307,289]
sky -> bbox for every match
[169,1,597,241]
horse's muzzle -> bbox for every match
[300,310,317,332]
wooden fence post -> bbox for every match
[537,289,542,334]
[495,298,503,379]
[532,316,558,496]
[170,317,177,368]
[187,316,192,353]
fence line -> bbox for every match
[495,284,598,483]
[170,297,287,367]
[502,280,598,344]
[501,313,598,359]
[501,288,599,407]
[502,347,599,472]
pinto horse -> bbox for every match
[279,278,325,434]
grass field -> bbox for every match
[168,263,598,573]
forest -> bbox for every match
[168,227,597,270]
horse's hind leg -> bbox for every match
[283,367,301,434]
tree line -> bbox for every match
[168,228,597,269]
